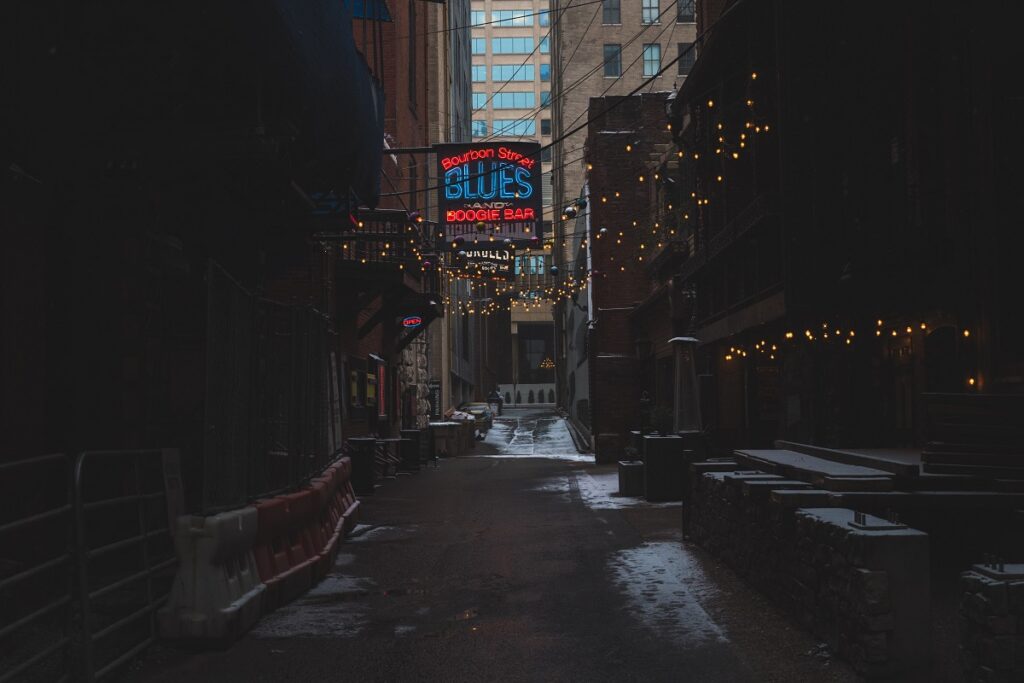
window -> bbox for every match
[492,37,534,54]
[540,63,551,82]
[677,0,695,22]
[493,119,536,136]
[493,9,532,26]
[541,118,551,135]
[540,147,552,162]
[540,36,550,54]
[677,42,695,75]
[472,65,487,82]
[642,43,661,77]
[541,91,551,107]
[472,38,486,54]
[492,64,535,81]
[471,10,486,26]
[472,120,488,137]
[602,0,620,24]
[472,92,487,110]
[516,255,546,275]
[642,0,659,24]
[603,44,621,77]
[539,9,550,26]
[493,91,536,109]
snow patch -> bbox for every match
[574,471,681,510]
[252,574,375,638]
[478,416,592,461]
[609,542,728,646]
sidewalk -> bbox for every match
[126,455,858,682]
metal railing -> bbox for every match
[73,449,180,681]
[1,449,180,682]
[0,454,75,683]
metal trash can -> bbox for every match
[348,437,377,495]
[399,429,421,471]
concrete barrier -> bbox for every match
[252,493,316,611]
[158,507,265,641]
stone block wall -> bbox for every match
[960,565,1024,681]
[686,464,930,678]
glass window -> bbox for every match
[677,0,695,22]
[540,147,552,162]
[515,255,546,274]
[602,0,620,24]
[603,44,621,77]
[472,65,487,82]
[540,36,550,54]
[539,10,550,26]
[472,92,488,110]
[493,9,532,26]
[492,37,534,54]
[493,119,536,136]
[541,91,551,108]
[471,10,486,26]
[472,38,486,54]
[493,92,536,109]
[540,63,551,82]
[642,0,659,24]
[677,42,695,75]
[642,43,661,77]
[541,118,551,135]
[492,64,535,81]
[472,120,488,137]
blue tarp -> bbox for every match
[348,0,393,21]
[271,0,385,206]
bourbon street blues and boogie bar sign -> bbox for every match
[435,141,543,245]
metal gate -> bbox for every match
[73,449,181,681]
[0,454,75,683]
[0,449,182,682]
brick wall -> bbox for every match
[585,94,673,462]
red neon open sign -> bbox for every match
[402,316,423,328]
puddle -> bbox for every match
[608,542,728,646]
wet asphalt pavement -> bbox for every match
[127,408,859,683]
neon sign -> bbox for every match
[435,142,543,244]
[402,315,423,328]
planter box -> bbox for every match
[644,434,685,502]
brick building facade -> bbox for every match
[585,93,674,461]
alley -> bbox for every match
[128,410,856,683]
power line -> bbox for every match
[378,0,747,200]
[393,0,605,40]
[470,0,578,120]
[478,0,603,142]
[483,0,684,143]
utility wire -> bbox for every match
[484,0,683,143]
[379,0,747,200]
[393,0,605,40]
[478,0,603,142]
